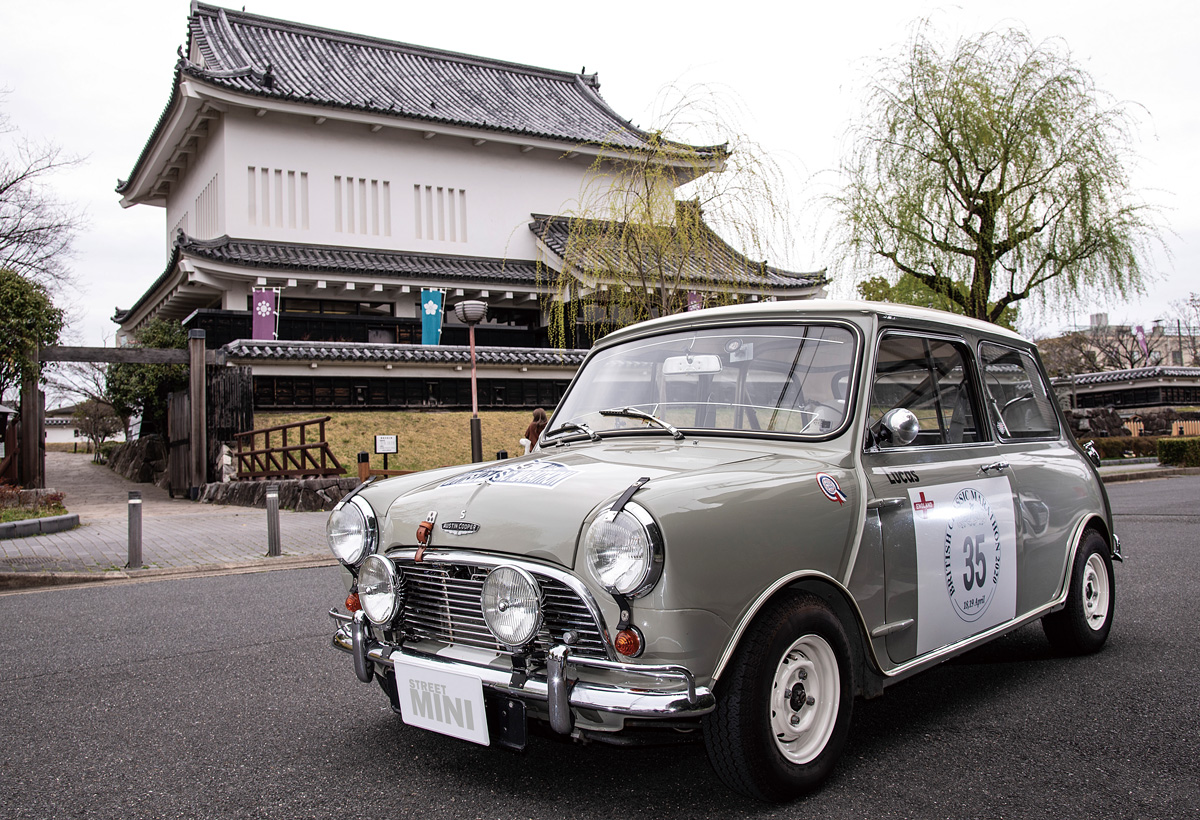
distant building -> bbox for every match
[1055,366,1200,411]
[115,3,824,411]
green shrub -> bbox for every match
[0,488,67,523]
[1158,437,1200,467]
[1079,436,1160,460]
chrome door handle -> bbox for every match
[980,461,1010,474]
[867,497,907,510]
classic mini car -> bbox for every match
[326,301,1119,801]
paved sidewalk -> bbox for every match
[3,451,1194,591]
[1,452,333,586]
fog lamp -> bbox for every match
[358,554,400,625]
[481,566,543,647]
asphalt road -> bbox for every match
[1,476,1197,820]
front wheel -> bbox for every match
[1042,530,1115,655]
[703,593,853,802]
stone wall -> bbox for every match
[107,436,170,488]
[198,477,360,512]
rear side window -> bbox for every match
[979,343,1060,440]
[868,334,983,447]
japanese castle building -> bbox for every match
[115,3,825,411]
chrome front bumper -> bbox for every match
[329,609,715,733]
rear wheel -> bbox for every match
[703,593,853,802]
[1042,530,1114,655]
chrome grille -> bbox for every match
[393,560,608,659]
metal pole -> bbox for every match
[469,323,483,463]
[265,483,281,557]
[469,323,479,418]
[127,491,143,568]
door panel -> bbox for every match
[863,333,1019,665]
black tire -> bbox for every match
[1042,530,1115,655]
[703,592,854,802]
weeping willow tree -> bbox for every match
[537,90,807,347]
[831,24,1163,324]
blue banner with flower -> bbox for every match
[421,289,444,345]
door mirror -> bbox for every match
[879,408,920,447]
[1082,440,1102,468]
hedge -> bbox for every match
[1157,437,1200,467]
[1079,436,1160,460]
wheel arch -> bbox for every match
[711,572,884,700]
[1051,512,1116,612]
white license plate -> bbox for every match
[394,658,490,746]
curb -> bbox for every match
[1101,466,1200,484]
[0,554,338,592]
[0,513,80,539]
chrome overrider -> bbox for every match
[329,609,715,734]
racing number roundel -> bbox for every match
[908,476,1017,655]
[942,487,1003,622]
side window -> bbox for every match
[869,334,983,448]
[979,343,1060,439]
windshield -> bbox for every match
[550,324,857,438]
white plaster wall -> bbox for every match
[222,279,251,311]
[219,109,602,260]
[164,116,226,252]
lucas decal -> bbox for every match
[439,459,579,489]
[908,476,1017,655]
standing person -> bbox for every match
[522,408,548,453]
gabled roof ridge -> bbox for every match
[178,233,536,269]
[529,213,827,286]
[192,2,599,89]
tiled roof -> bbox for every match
[112,234,544,325]
[119,5,723,194]
[531,211,827,292]
[222,339,585,368]
[180,234,541,284]
[1065,366,1200,386]
[185,3,684,148]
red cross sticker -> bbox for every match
[913,492,935,519]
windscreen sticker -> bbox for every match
[439,459,579,489]
[908,476,1017,655]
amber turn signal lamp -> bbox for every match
[614,627,643,657]
[345,592,362,613]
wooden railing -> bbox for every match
[234,417,343,480]
[356,451,415,482]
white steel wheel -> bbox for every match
[703,592,854,802]
[1043,530,1115,655]
[769,634,840,764]
[1081,552,1111,632]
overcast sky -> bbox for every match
[2,0,1195,347]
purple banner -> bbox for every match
[252,288,279,340]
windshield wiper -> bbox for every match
[599,407,684,440]
[543,421,601,442]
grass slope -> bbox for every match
[254,410,536,475]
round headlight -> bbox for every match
[583,502,663,597]
[358,554,400,625]
[481,566,543,647]
[327,497,375,566]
